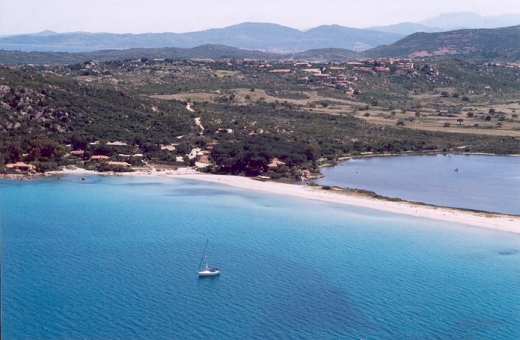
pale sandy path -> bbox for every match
[194,117,204,133]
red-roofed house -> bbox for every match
[6,162,36,171]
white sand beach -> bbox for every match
[173,173,520,234]
[47,167,520,234]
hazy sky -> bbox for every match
[1,0,520,35]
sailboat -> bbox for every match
[198,240,220,277]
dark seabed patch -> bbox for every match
[166,188,233,197]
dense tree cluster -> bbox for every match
[211,135,320,176]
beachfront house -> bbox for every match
[267,158,286,170]
[5,162,36,171]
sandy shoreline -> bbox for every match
[38,167,520,234]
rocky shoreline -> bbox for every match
[0,172,53,180]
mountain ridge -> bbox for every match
[0,22,404,53]
[1,25,520,64]
[3,11,520,53]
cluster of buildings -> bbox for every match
[262,58,416,91]
[246,57,414,72]
[495,62,520,69]
[66,141,144,168]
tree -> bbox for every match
[457,119,463,126]
[7,144,23,163]
[133,133,145,147]
[306,140,321,161]
[70,132,87,150]
[27,136,66,162]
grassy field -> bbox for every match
[151,89,520,138]
[214,70,240,78]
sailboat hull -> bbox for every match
[198,269,220,277]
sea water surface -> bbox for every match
[315,154,520,215]
[2,175,520,339]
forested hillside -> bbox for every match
[1,57,518,177]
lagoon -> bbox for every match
[2,176,520,339]
[315,154,520,215]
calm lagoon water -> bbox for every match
[2,175,520,339]
[315,154,520,215]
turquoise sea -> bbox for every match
[2,175,520,339]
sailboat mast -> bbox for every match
[198,239,209,271]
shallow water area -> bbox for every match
[1,175,520,339]
[315,154,520,215]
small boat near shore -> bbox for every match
[198,240,220,277]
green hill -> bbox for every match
[0,45,281,65]
[366,26,520,61]
[289,48,360,62]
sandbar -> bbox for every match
[40,167,520,234]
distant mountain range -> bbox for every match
[2,12,520,54]
[0,23,404,53]
[1,14,520,65]
[369,12,520,35]
[2,24,519,65]
[418,12,520,31]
